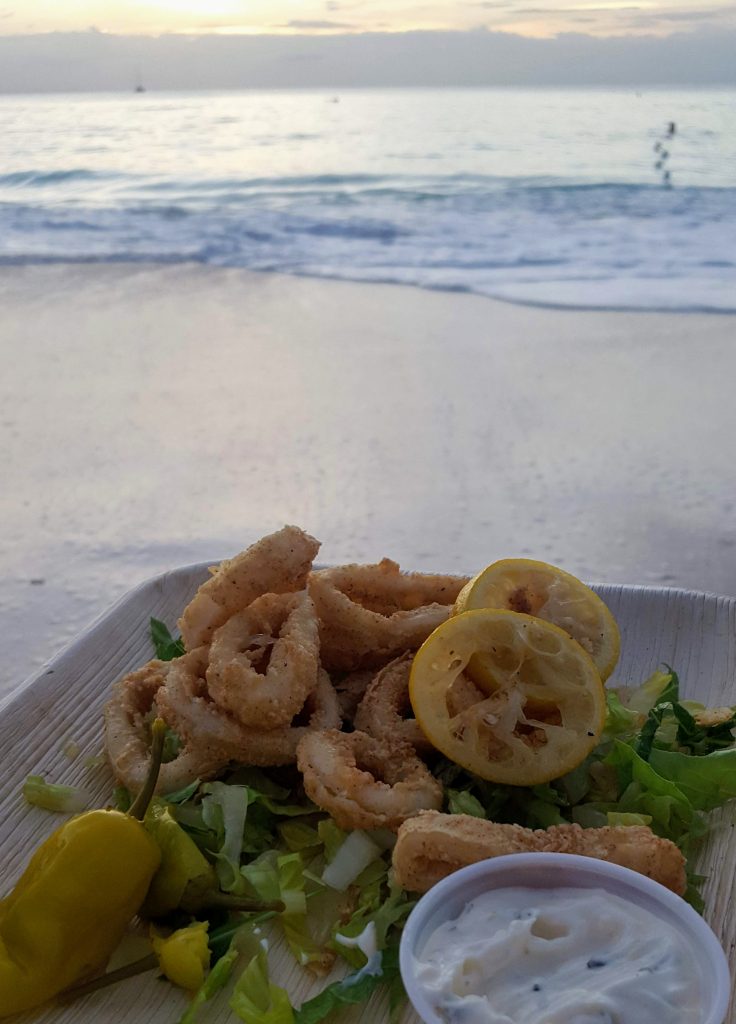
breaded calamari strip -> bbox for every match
[392,811,687,895]
[104,654,232,794]
[353,651,433,755]
[308,559,468,672]
[207,591,320,729]
[179,525,320,649]
[296,728,443,831]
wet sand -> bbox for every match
[1,262,735,698]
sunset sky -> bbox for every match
[2,0,735,40]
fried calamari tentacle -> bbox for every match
[353,651,433,755]
[392,811,687,895]
[296,729,443,831]
[207,591,320,729]
[103,655,231,794]
[308,560,469,672]
[179,525,320,649]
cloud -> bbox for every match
[466,1,735,33]
[656,6,735,20]
[281,19,355,30]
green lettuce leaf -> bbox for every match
[317,819,349,862]
[446,788,487,818]
[230,946,295,1024]
[602,691,641,740]
[616,668,679,716]
[178,940,240,1024]
[201,781,250,891]
[293,945,398,1024]
[150,617,186,661]
[277,852,331,970]
[163,778,201,804]
[648,747,736,811]
[605,740,701,847]
[278,821,322,852]
[23,775,88,813]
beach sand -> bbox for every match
[1,262,735,698]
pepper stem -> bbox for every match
[128,718,166,821]
[59,954,158,1003]
[193,893,285,914]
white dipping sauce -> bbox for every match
[413,886,702,1024]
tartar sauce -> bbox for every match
[412,886,702,1024]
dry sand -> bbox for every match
[1,262,735,697]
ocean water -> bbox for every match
[1,88,735,311]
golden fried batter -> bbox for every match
[353,651,433,755]
[309,559,468,672]
[179,525,320,649]
[207,591,320,729]
[297,728,443,831]
[392,811,686,895]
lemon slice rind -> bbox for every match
[410,608,606,786]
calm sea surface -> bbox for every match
[0,88,734,310]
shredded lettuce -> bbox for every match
[112,784,132,812]
[201,781,250,892]
[294,942,401,1024]
[321,830,383,891]
[446,788,487,818]
[230,945,295,1024]
[317,819,348,862]
[330,861,414,970]
[23,775,88,813]
[615,667,679,716]
[164,778,202,804]
[276,852,333,971]
[279,821,322,852]
[178,939,240,1024]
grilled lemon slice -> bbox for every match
[410,609,606,785]
[455,558,620,682]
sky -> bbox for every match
[1,0,735,40]
[0,1,735,90]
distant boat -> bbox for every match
[135,83,146,94]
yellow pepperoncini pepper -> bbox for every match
[0,720,167,1017]
[151,920,211,991]
[142,800,217,918]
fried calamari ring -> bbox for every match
[207,591,320,729]
[392,811,687,895]
[179,525,320,649]
[333,668,376,724]
[353,652,433,755]
[296,728,443,831]
[158,650,340,769]
[104,654,232,794]
[233,672,341,767]
[308,560,469,672]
